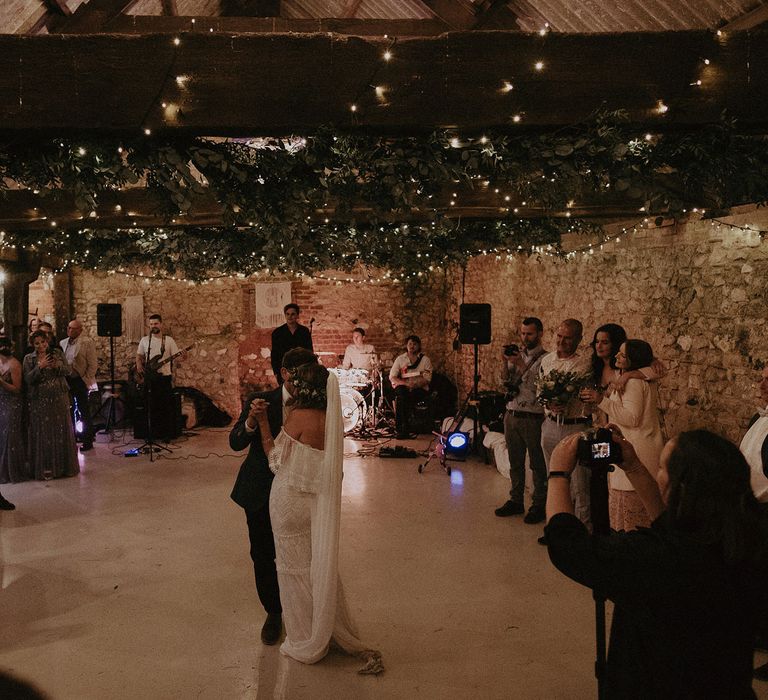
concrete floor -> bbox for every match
[1,428,766,700]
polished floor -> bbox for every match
[1,429,766,700]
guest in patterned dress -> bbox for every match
[0,337,28,495]
[23,330,79,480]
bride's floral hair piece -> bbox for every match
[288,363,329,409]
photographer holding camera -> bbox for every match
[544,426,768,698]
[494,317,549,523]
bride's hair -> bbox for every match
[289,363,329,410]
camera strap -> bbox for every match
[512,346,546,385]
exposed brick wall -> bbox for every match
[67,271,449,419]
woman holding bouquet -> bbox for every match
[580,339,664,531]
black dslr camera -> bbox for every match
[576,427,622,468]
[503,343,520,357]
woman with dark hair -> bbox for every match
[0,337,28,495]
[251,363,382,672]
[23,330,79,480]
[545,428,768,698]
[589,323,627,391]
[581,340,664,530]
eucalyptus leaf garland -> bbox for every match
[1,111,767,279]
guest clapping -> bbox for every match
[545,428,768,698]
[23,331,79,480]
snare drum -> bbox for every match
[329,367,370,388]
[329,368,353,385]
[346,368,370,388]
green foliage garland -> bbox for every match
[1,111,767,279]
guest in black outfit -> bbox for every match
[739,364,768,680]
[545,427,768,699]
[229,347,318,646]
[270,304,313,386]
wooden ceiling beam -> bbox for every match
[1,30,767,134]
[101,15,450,35]
[721,2,768,32]
[421,0,480,30]
[160,0,178,16]
[0,187,657,230]
[53,0,141,34]
[220,0,281,17]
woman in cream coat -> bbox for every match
[583,339,664,531]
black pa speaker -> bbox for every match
[459,303,492,345]
[96,303,122,337]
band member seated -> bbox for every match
[389,335,432,439]
[341,327,377,371]
[135,314,186,441]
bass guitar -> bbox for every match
[137,344,194,387]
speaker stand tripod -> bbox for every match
[418,343,481,475]
[97,335,122,441]
[134,377,172,462]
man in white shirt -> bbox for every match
[135,314,184,441]
[341,328,376,371]
[389,335,432,439]
[539,319,593,530]
[60,318,98,451]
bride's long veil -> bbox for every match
[280,371,364,662]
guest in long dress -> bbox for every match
[23,330,79,480]
[0,337,28,491]
[252,363,383,673]
[581,339,664,530]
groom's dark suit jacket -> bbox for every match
[230,387,284,511]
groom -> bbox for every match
[230,347,319,645]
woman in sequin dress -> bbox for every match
[23,330,79,480]
[0,337,28,488]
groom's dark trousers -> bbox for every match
[230,387,284,615]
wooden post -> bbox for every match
[1,253,41,360]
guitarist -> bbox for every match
[135,314,187,441]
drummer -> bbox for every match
[341,327,377,371]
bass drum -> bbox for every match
[340,387,365,432]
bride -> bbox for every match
[252,362,383,673]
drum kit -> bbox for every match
[329,352,392,435]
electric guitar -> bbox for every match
[137,344,194,387]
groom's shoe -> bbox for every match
[261,613,282,645]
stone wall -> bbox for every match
[64,208,768,441]
[69,271,449,421]
[28,270,55,330]
[442,209,768,443]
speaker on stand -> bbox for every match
[459,303,492,345]
[96,303,123,439]
[458,303,491,453]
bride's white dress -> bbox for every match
[267,374,381,668]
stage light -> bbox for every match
[445,431,470,457]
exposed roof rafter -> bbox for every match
[722,1,768,31]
